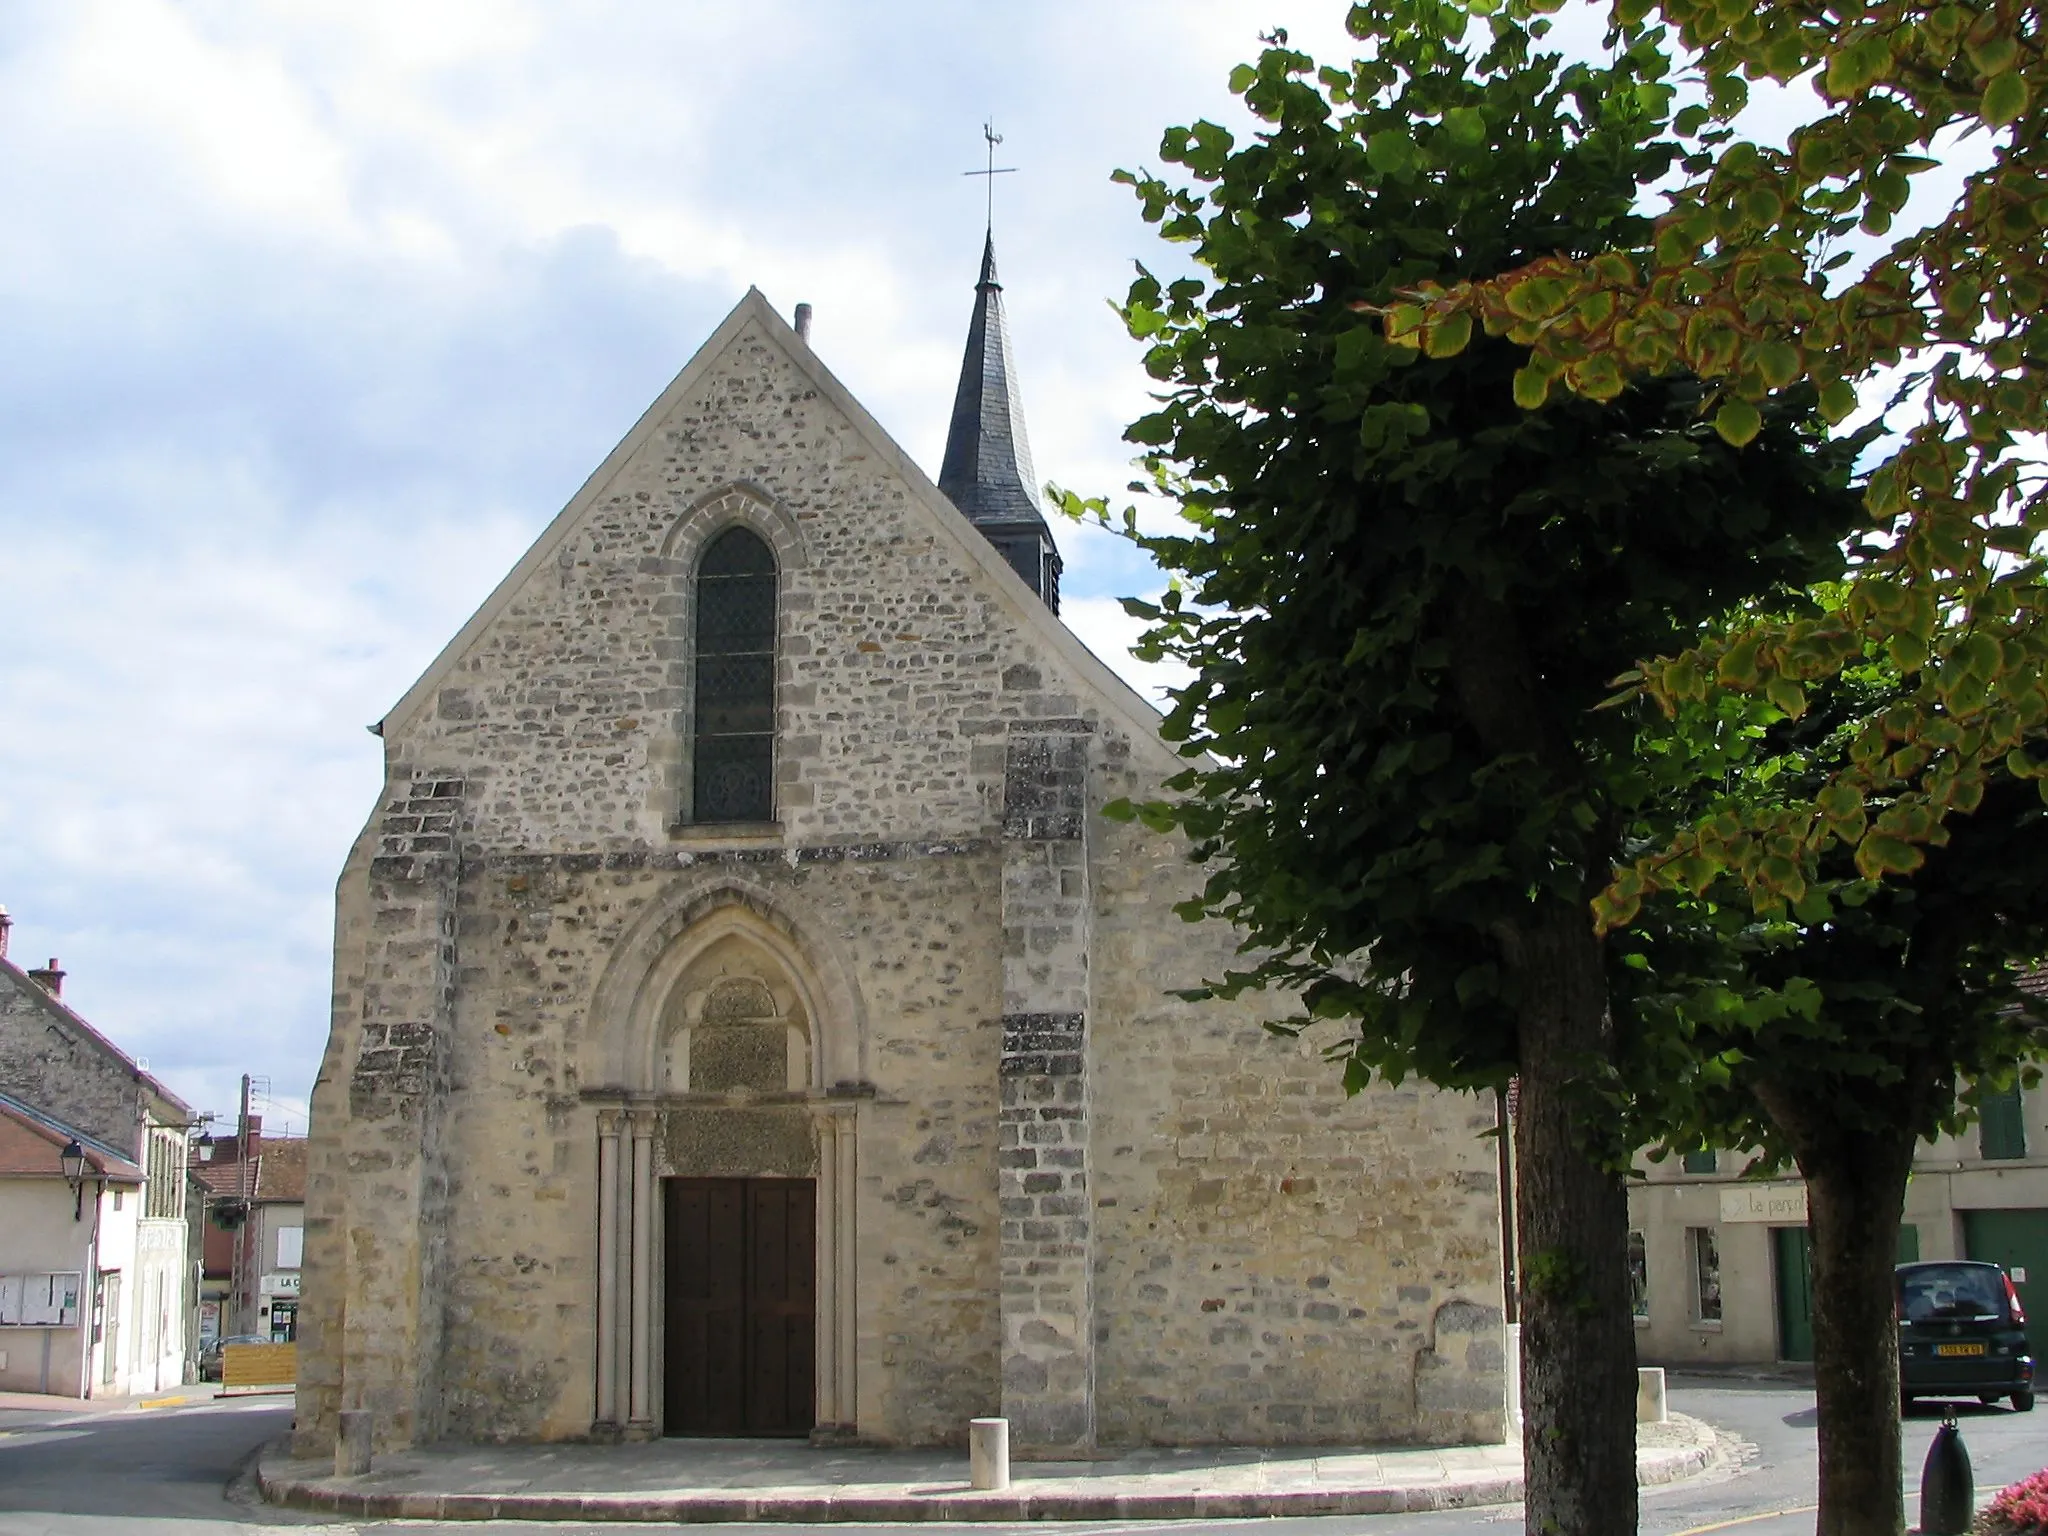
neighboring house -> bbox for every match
[1630,1077,2048,1365]
[191,1118,305,1345]
[0,908,193,1396]
[294,247,1508,1460]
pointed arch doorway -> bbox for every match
[585,888,861,1443]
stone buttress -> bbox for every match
[323,771,464,1450]
[997,722,1095,1454]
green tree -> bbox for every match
[1611,662,2048,1536]
[1067,14,1866,1532]
[1389,0,2048,913]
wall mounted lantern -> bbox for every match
[59,1138,87,1221]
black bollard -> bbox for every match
[1919,1416,1974,1536]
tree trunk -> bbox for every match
[1756,1084,1918,1536]
[1513,901,1640,1536]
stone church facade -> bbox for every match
[295,242,1506,1457]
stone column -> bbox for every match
[593,1110,622,1434]
[628,1110,657,1438]
[816,1110,839,1427]
[996,725,1095,1455]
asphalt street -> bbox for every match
[0,1375,2040,1535]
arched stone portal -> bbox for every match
[582,881,863,1441]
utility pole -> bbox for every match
[229,1074,251,1336]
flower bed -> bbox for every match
[1982,1470,2048,1534]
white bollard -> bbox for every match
[336,1409,374,1476]
[1636,1366,1668,1424]
[969,1416,1011,1491]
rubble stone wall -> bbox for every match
[296,308,1504,1455]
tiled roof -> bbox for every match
[0,1090,143,1180]
[190,1136,307,1204]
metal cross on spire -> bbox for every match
[962,120,1017,229]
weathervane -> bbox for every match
[962,119,1017,229]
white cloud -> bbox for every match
[0,0,1703,1121]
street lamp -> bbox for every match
[59,1138,86,1221]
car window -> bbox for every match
[1900,1265,2006,1321]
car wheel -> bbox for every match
[2014,1390,2035,1412]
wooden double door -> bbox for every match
[663,1177,815,1436]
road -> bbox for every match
[0,1376,2038,1534]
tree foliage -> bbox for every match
[1068,15,1871,1533]
[1081,16,1864,1127]
[1379,0,2048,922]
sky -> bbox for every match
[0,0,1390,1133]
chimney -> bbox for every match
[27,958,63,998]
[243,1114,262,1161]
[0,905,10,961]
[794,302,813,343]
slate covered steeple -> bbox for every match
[938,232,1062,612]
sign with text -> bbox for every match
[261,1273,301,1296]
[1719,1184,1809,1224]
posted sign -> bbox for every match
[1719,1183,1809,1224]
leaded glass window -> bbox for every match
[692,527,776,822]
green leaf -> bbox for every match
[1982,71,2028,126]
[1366,129,1422,179]
[1765,676,1806,718]
[1444,107,1486,148]
[1423,310,1473,359]
[1755,341,1803,389]
[1714,399,1763,446]
[1512,365,1552,409]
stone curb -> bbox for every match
[258,1417,1720,1524]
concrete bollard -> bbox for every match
[969,1416,1010,1491]
[1636,1366,1668,1424]
[336,1409,374,1477]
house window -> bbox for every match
[1682,1146,1717,1176]
[1689,1226,1723,1323]
[144,1129,183,1219]
[1628,1230,1649,1322]
[1980,1084,2028,1161]
[691,526,776,824]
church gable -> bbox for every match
[378,291,1169,853]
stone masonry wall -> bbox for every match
[301,305,1505,1452]
[0,965,151,1155]
[379,845,1007,1446]
[1086,738,1508,1448]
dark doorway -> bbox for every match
[663,1177,815,1436]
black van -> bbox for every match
[1897,1260,2035,1411]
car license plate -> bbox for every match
[1935,1343,1988,1357]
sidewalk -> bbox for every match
[0,1385,218,1417]
[261,1415,1723,1523]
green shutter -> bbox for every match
[1897,1224,1921,1263]
[1683,1147,1717,1175]
[1979,1086,2028,1161]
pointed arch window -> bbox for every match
[692,526,777,823]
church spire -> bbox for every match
[938,230,1062,612]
